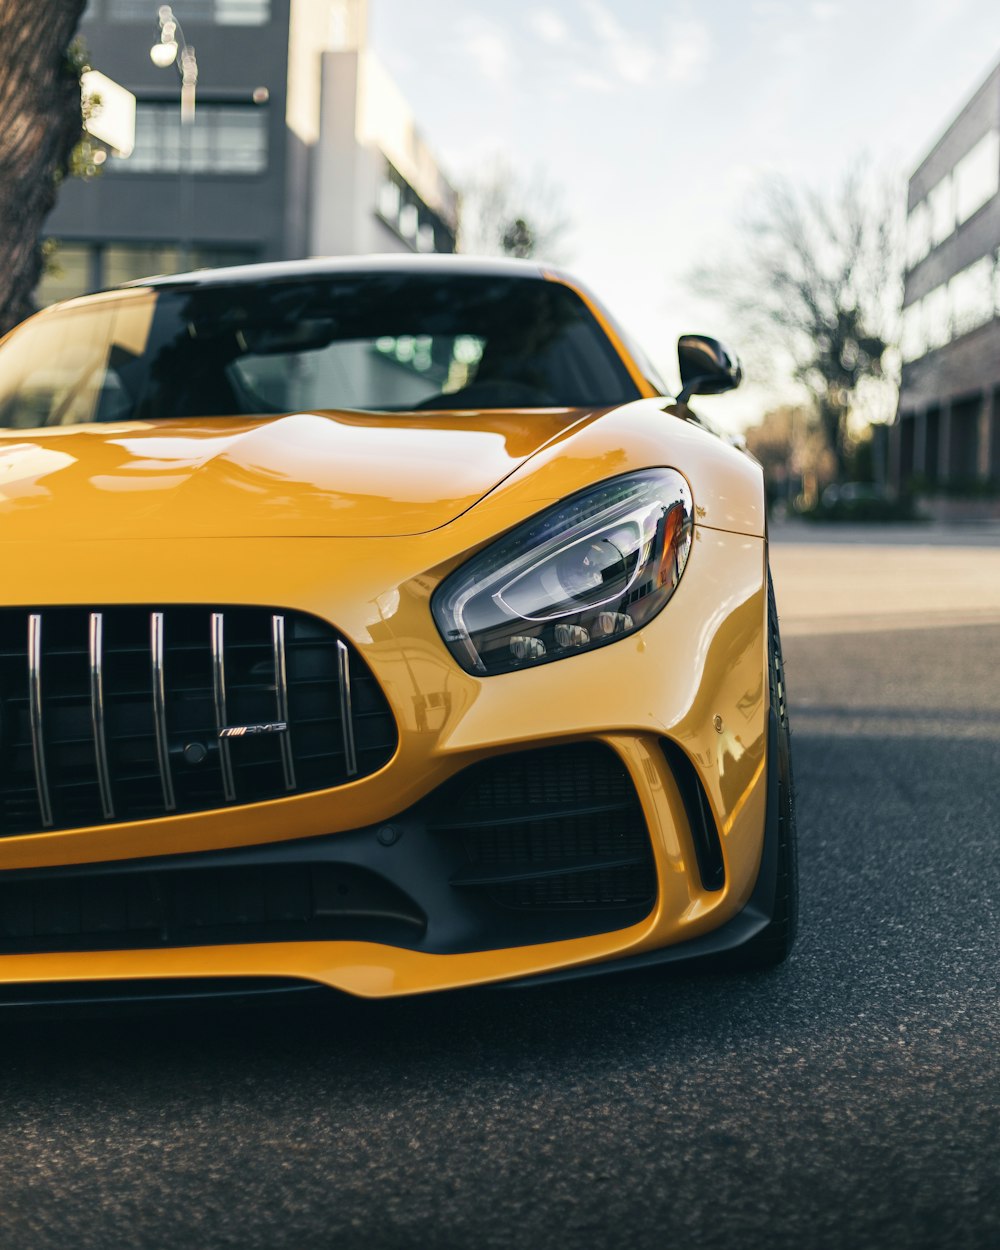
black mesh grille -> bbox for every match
[0,607,397,837]
[0,861,424,955]
[432,743,657,911]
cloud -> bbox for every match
[580,4,710,88]
[529,9,570,45]
[662,17,711,84]
[583,0,656,85]
[774,29,807,58]
[810,1,843,19]
[459,17,512,84]
[572,69,615,94]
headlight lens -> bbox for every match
[431,468,693,675]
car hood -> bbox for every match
[0,409,602,541]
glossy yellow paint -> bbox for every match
[0,293,770,997]
[0,407,611,541]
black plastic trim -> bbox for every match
[451,853,646,888]
[659,737,726,892]
[0,977,325,1011]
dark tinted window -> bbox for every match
[0,273,640,429]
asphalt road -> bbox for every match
[2,526,999,1250]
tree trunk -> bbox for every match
[0,0,87,336]
[818,396,852,482]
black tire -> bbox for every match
[728,567,799,969]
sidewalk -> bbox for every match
[769,517,1000,548]
[768,530,1000,637]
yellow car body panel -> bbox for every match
[0,260,776,999]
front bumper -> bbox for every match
[0,527,768,998]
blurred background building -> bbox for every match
[40,0,457,305]
[893,58,1000,495]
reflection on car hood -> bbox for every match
[0,409,603,540]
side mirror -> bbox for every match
[676,335,742,405]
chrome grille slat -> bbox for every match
[89,612,115,821]
[271,614,296,792]
[336,639,358,778]
[150,612,177,812]
[27,614,54,829]
[0,607,396,837]
[211,612,238,803]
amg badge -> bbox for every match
[219,722,288,738]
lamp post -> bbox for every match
[150,5,197,270]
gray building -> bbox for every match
[41,0,457,305]
[892,59,1000,492]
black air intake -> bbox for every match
[432,742,657,911]
[660,738,725,891]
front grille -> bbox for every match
[0,607,397,836]
[432,743,657,911]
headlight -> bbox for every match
[431,468,693,676]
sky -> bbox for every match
[369,0,1000,430]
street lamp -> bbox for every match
[150,6,197,119]
[150,5,198,267]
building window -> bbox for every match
[927,175,954,248]
[949,255,996,337]
[112,102,268,175]
[375,162,456,254]
[102,244,257,287]
[908,129,1000,268]
[995,252,1000,322]
[954,130,1000,226]
[901,251,999,364]
[398,203,419,242]
[377,180,400,222]
[106,0,270,24]
[922,284,951,352]
[900,302,925,364]
[35,241,258,307]
[36,243,94,307]
[905,201,931,270]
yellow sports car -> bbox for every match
[0,256,796,1006]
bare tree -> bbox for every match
[459,157,572,263]
[0,0,87,335]
[695,166,902,481]
[744,402,834,509]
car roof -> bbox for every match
[119,253,560,292]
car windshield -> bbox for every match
[0,272,642,429]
